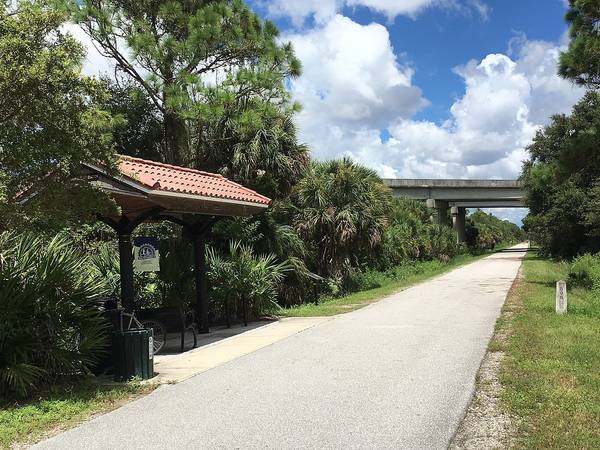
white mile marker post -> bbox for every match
[556,280,567,315]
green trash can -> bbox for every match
[112,329,154,382]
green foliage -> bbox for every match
[344,260,445,294]
[344,269,389,292]
[0,232,109,397]
[0,1,118,230]
[293,158,391,279]
[380,198,431,265]
[88,236,194,309]
[465,209,525,251]
[501,253,600,448]
[427,224,459,260]
[568,253,600,318]
[522,92,600,258]
[380,223,422,266]
[73,0,303,179]
[569,253,600,289]
[559,0,600,88]
[197,110,310,199]
[89,243,120,298]
[211,212,318,307]
[380,198,462,266]
[156,238,194,308]
[99,77,165,162]
[207,240,291,319]
[0,377,154,448]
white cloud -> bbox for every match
[267,0,342,27]
[289,26,584,181]
[268,0,488,26]
[345,0,439,19]
[287,15,428,159]
[286,25,584,223]
[63,23,115,77]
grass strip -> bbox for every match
[279,245,515,317]
[497,251,600,449]
[0,378,156,449]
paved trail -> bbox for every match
[35,245,527,450]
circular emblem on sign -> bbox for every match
[138,243,156,260]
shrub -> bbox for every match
[207,241,291,322]
[156,238,194,308]
[427,224,459,260]
[89,242,163,308]
[380,224,421,267]
[343,270,387,293]
[89,243,120,298]
[0,233,109,397]
[569,253,600,289]
[380,198,432,268]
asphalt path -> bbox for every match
[35,244,527,450]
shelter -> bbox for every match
[83,155,270,333]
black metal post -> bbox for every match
[242,294,248,327]
[225,294,231,329]
[99,208,162,313]
[118,232,135,312]
[193,232,209,334]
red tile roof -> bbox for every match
[118,155,271,206]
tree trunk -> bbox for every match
[163,109,188,165]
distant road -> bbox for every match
[35,244,527,450]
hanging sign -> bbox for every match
[133,237,160,272]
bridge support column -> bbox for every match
[451,206,467,243]
[426,199,449,226]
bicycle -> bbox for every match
[119,309,167,355]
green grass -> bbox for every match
[279,246,513,317]
[0,377,156,449]
[496,251,600,449]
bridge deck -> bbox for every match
[382,178,525,208]
[382,179,522,188]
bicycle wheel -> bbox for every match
[141,319,166,354]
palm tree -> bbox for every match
[206,241,291,325]
[193,108,310,200]
[0,232,109,397]
[293,158,392,279]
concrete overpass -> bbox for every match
[382,179,524,242]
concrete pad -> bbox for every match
[151,317,329,384]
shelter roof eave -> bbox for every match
[82,161,269,219]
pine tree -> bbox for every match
[73,0,302,167]
[559,0,600,88]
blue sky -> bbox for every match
[242,0,583,224]
[76,0,582,224]
[385,1,570,122]
[251,0,573,123]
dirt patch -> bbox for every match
[449,351,516,450]
[449,268,523,450]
